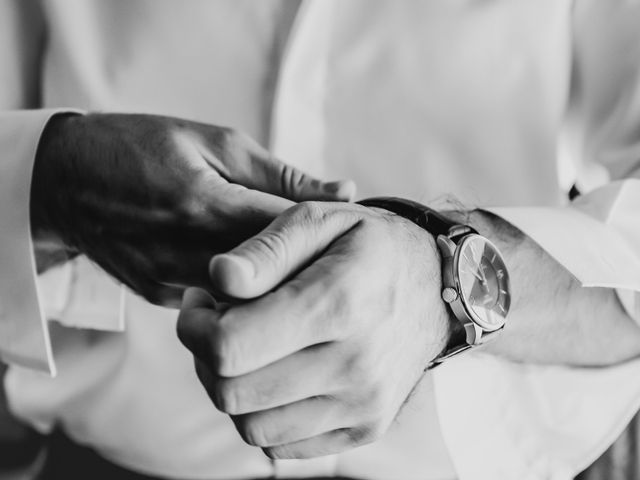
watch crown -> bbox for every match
[442,287,458,303]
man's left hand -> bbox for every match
[177,202,450,458]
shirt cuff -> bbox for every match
[0,109,79,376]
[38,256,126,332]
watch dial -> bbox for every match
[456,235,510,330]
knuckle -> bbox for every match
[177,193,209,222]
[279,163,312,196]
[344,348,378,386]
[237,416,269,447]
[291,201,326,225]
[358,382,393,428]
[213,378,239,414]
[344,426,370,446]
[247,230,289,268]
[305,268,364,342]
[366,379,390,412]
[263,445,291,460]
[280,280,349,343]
[177,309,220,361]
[323,284,355,338]
[175,311,195,348]
[254,230,287,257]
[208,324,239,377]
[218,127,246,155]
[348,420,386,446]
[342,354,392,421]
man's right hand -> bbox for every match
[30,113,354,307]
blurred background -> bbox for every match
[0,359,638,480]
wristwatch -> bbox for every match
[357,197,511,370]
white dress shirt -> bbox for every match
[1,1,640,479]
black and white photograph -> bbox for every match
[1,1,640,479]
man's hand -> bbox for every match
[177,202,450,458]
[30,114,354,306]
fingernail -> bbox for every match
[209,254,256,298]
[211,254,254,279]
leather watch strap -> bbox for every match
[427,315,468,371]
[356,197,458,237]
[426,343,472,370]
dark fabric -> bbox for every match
[25,412,640,480]
[41,430,167,480]
[568,183,581,201]
[576,410,640,480]
[40,429,359,480]
[0,362,46,468]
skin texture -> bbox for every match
[466,211,640,367]
[177,202,450,458]
[30,113,354,307]
[177,203,640,459]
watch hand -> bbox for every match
[472,269,488,287]
[480,271,487,285]
[478,263,488,285]
[469,269,484,282]
[481,295,493,305]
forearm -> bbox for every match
[463,210,640,367]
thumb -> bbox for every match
[209,203,359,299]
[216,131,356,202]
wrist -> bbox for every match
[369,205,455,366]
[397,211,459,368]
[445,209,523,251]
[426,232,470,368]
[358,198,512,368]
[426,208,514,367]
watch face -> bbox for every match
[455,235,510,331]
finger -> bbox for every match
[203,241,362,376]
[182,287,217,309]
[206,129,356,202]
[264,427,377,459]
[209,181,295,222]
[246,151,356,203]
[231,396,350,448]
[205,343,345,415]
[210,202,362,299]
[176,302,224,369]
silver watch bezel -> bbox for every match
[437,233,510,345]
